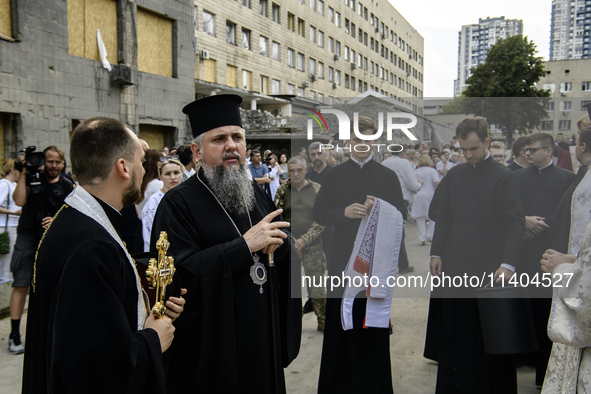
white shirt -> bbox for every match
[141,190,165,252]
[135,179,163,217]
[350,154,373,168]
[0,179,18,227]
[381,156,422,201]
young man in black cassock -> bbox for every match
[426,117,525,393]
[507,136,528,172]
[515,132,575,386]
[22,117,185,394]
[150,94,301,394]
[313,116,405,393]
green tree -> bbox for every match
[461,35,550,147]
[438,97,467,115]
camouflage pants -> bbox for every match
[302,243,327,325]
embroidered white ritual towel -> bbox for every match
[66,186,149,329]
[570,169,591,256]
[341,198,403,330]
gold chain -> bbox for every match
[32,204,68,293]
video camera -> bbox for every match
[14,146,45,174]
[15,146,48,239]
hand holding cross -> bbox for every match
[146,232,175,318]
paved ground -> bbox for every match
[0,221,541,393]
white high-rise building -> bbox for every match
[550,0,591,61]
[454,16,523,97]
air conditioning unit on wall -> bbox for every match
[200,49,210,59]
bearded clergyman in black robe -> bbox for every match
[426,117,524,393]
[313,116,405,394]
[22,117,185,394]
[150,95,301,394]
[515,133,575,386]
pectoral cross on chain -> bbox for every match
[146,232,175,318]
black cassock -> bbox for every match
[150,169,301,394]
[425,157,524,394]
[515,164,575,386]
[313,158,405,394]
[22,198,165,394]
[548,160,591,253]
[516,164,576,280]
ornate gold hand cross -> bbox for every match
[146,232,175,318]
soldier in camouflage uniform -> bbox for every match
[275,156,327,331]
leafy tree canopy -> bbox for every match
[461,35,550,146]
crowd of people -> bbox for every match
[1,93,591,393]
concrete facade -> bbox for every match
[538,58,591,138]
[0,0,196,162]
[192,0,424,115]
[454,16,523,97]
[550,0,591,61]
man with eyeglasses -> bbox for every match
[426,116,525,393]
[507,136,529,171]
[490,141,507,165]
[514,132,575,387]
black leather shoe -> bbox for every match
[303,299,313,314]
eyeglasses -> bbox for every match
[492,155,506,160]
[159,155,179,162]
[522,147,550,154]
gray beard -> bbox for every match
[202,162,255,217]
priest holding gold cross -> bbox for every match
[22,117,186,394]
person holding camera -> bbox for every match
[8,145,74,355]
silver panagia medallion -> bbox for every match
[250,254,267,294]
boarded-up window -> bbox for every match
[138,124,175,152]
[0,113,19,163]
[67,0,117,63]
[137,8,173,78]
[226,65,238,88]
[203,59,216,82]
[0,0,13,40]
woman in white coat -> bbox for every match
[412,154,439,245]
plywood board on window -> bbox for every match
[138,124,165,152]
[84,0,117,62]
[67,0,85,57]
[203,59,216,83]
[137,7,172,78]
[67,0,117,63]
[0,0,13,38]
[226,65,237,88]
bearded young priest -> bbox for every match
[22,118,185,394]
[151,94,301,394]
